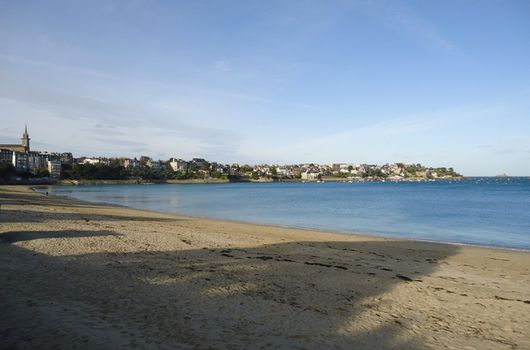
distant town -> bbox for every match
[1,126,462,184]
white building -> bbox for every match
[147,159,163,171]
[168,158,188,172]
[301,171,320,180]
[123,158,139,169]
[82,158,103,165]
[47,160,62,178]
[276,167,293,178]
[12,152,28,171]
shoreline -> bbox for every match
[1,185,529,349]
[27,176,467,186]
[33,185,530,253]
[4,176,528,187]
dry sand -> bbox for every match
[0,185,529,349]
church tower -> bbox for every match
[22,124,30,153]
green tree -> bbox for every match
[63,163,128,180]
[240,165,254,173]
[34,168,50,178]
[0,163,16,180]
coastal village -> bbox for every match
[1,126,462,183]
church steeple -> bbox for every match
[22,124,30,152]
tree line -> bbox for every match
[60,163,227,181]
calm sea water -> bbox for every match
[43,178,530,250]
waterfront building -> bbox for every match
[123,158,140,169]
[82,158,99,165]
[0,125,31,153]
[276,167,293,178]
[139,156,151,167]
[339,168,351,175]
[0,149,13,164]
[147,159,163,171]
[28,152,48,174]
[301,171,320,180]
[82,157,110,165]
[47,160,62,178]
[169,158,188,172]
[12,152,29,171]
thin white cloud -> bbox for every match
[0,54,246,159]
[348,0,458,52]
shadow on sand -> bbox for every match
[0,227,459,349]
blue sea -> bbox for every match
[43,178,530,250]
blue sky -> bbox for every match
[1,0,529,175]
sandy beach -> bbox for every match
[0,186,529,349]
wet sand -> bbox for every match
[0,185,529,349]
